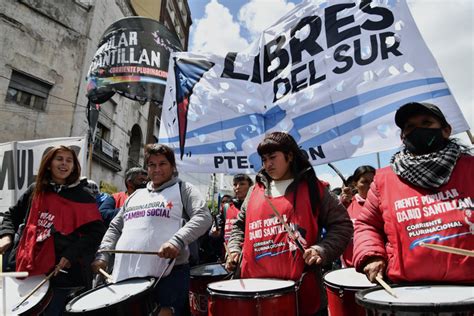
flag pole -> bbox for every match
[466,130,474,145]
[88,131,93,179]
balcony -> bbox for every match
[91,137,122,172]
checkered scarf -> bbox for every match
[390,141,461,189]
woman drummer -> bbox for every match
[0,145,105,315]
[226,131,353,316]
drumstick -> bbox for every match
[98,268,113,283]
[264,196,305,253]
[0,272,29,278]
[98,249,159,255]
[375,276,398,299]
[223,243,230,258]
[419,242,474,257]
[12,270,55,312]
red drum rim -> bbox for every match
[355,284,474,313]
[207,278,296,299]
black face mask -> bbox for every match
[403,127,447,155]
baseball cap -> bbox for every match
[394,102,449,129]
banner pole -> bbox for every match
[466,130,474,145]
[88,138,93,179]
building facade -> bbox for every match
[0,0,191,192]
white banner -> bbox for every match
[159,0,470,174]
[0,137,87,212]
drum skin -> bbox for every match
[64,278,159,316]
[189,263,229,316]
[3,275,53,316]
[207,279,297,316]
[323,268,375,316]
[355,284,474,316]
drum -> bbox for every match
[207,278,297,316]
[65,277,159,316]
[189,263,229,316]
[356,284,474,316]
[323,268,376,316]
[2,275,52,315]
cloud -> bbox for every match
[238,0,296,39]
[190,0,250,55]
[407,0,473,128]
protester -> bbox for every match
[340,165,376,267]
[94,167,147,226]
[112,167,148,208]
[210,175,254,244]
[226,132,353,316]
[91,143,212,316]
[353,102,474,284]
[0,146,105,315]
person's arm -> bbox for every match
[0,185,34,253]
[227,199,248,255]
[94,207,125,263]
[352,179,388,278]
[311,186,353,265]
[168,182,212,250]
[98,195,121,226]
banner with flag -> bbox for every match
[159,0,470,174]
[86,17,182,104]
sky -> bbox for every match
[185,0,473,189]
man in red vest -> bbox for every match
[210,174,254,244]
[112,167,148,208]
[353,102,474,284]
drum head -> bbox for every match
[66,277,155,312]
[190,263,228,278]
[356,285,474,312]
[3,275,50,315]
[324,268,375,290]
[208,278,295,298]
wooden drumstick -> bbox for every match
[0,272,29,278]
[98,249,159,255]
[264,196,305,253]
[375,276,398,299]
[223,243,230,258]
[98,268,113,283]
[12,270,55,312]
[419,242,474,257]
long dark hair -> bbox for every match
[351,165,376,184]
[33,146,81,198]
[257,132,320,213]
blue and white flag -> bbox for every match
[159,0,470,174]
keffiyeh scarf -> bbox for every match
[390,141,461,189]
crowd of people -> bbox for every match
[0,102,472,315]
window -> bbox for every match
[5,70,52,111]
[96,122,111,142]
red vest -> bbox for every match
[223,203,239,244]
[112,191,129,208]
[375,155,474,283]
[241,181,322,314]
[341,196,364,267]
[16,192,101,275]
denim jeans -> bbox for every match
[156,264,190,316]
